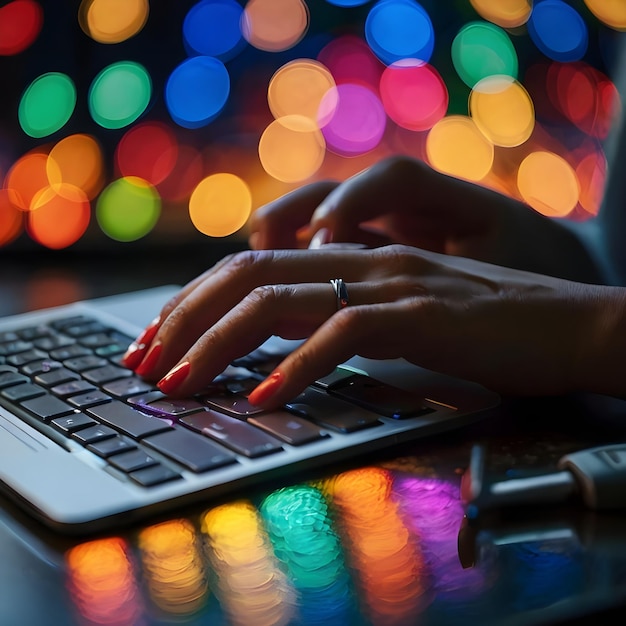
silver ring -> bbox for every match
[330,278,349,310]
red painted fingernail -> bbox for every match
[121,342,148,370]
[248,370,284,406]
[135,342,162,377]
[157,361,191,395]
[122,317,161,369]
[136,317,161,346]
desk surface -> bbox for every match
[2,250,626,626]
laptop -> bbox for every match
[0,283,499,534]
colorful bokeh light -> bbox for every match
[365,0,434,65]
[469,0,532,29]
[319,84,387,156]
[584,0,626,31]
[189,172,251,236]
[528,0,588,63]
[0,0,43,56]
[242,0,310,52]
[115,122,178,185]
[96,176,161,241]
[451,21,518,89]
[79,0,149,44]
[18,73,76,138]
[165,56,230,129]
[0,0,622,249]
[517,151,580,217]
[89,61,152,129]
[426,115,494,181]
[183,0,245,60]
[268,59,336,123]
[380,60,448,131]
[469,76,535,147]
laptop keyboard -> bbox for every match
[0,314,443,489]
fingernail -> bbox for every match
[248,370,284,406]
[121,342,148,370]
[157,361,191,395]
[138,316,161,344]
[122,317,161,369]
[309,227,332,249]
[135,342,162,377]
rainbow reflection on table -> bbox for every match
[62,460,600,626]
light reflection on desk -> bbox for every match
[62,464,611,626]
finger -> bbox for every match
[247,299,423,408]
[249,180,340,250]
[134,247,399,380]
[310,156,495,243]
[122,254,241,367]
[156,279,401,397]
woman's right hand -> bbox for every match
[249,156,602,283]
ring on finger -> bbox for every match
[330,278,349,311]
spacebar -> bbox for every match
[142,428,238,472]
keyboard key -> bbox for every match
[49,315,94,331]
[67,390,112,409]
[87,401,172,439]
[34,368,79,387]
[325,374,436,419]
[21,359,63,376]
[248,412,327,446]
[72,424,118,445]
[286,386,382,433]
[64,355,108,372]
[20,394,75,421]
[49,344,91,360]
[0,369,29,388]
[17,325,51,341]
[87,436,137,458]
[102,377,155,399]
[127,391,205,417]
[63,321,110,338]
[180,409,283,458]
[51,379,96,398]
[78,333,120,349]
[108,448,160,472]
[51,413,98,433]
[33,335,75,351]
[129,464,182,487]
[0,340,32,357]
[7,349,47,367]
[142,428,237,473]
[2,382,46,402]
[82,364,133,385]
[199,387,264,417]
[314,367,359,390]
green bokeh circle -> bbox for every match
[96,177,161,242]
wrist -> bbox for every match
[575,286,626,396]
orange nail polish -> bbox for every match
[135,342,162,377]
[158,361,191,395]
[248,370,284,406]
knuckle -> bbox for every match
[222,249,276,278]
[375,243,419,276]
[244,284,295,312]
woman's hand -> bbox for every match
[250,156,602,283]
[122,245,624,408]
